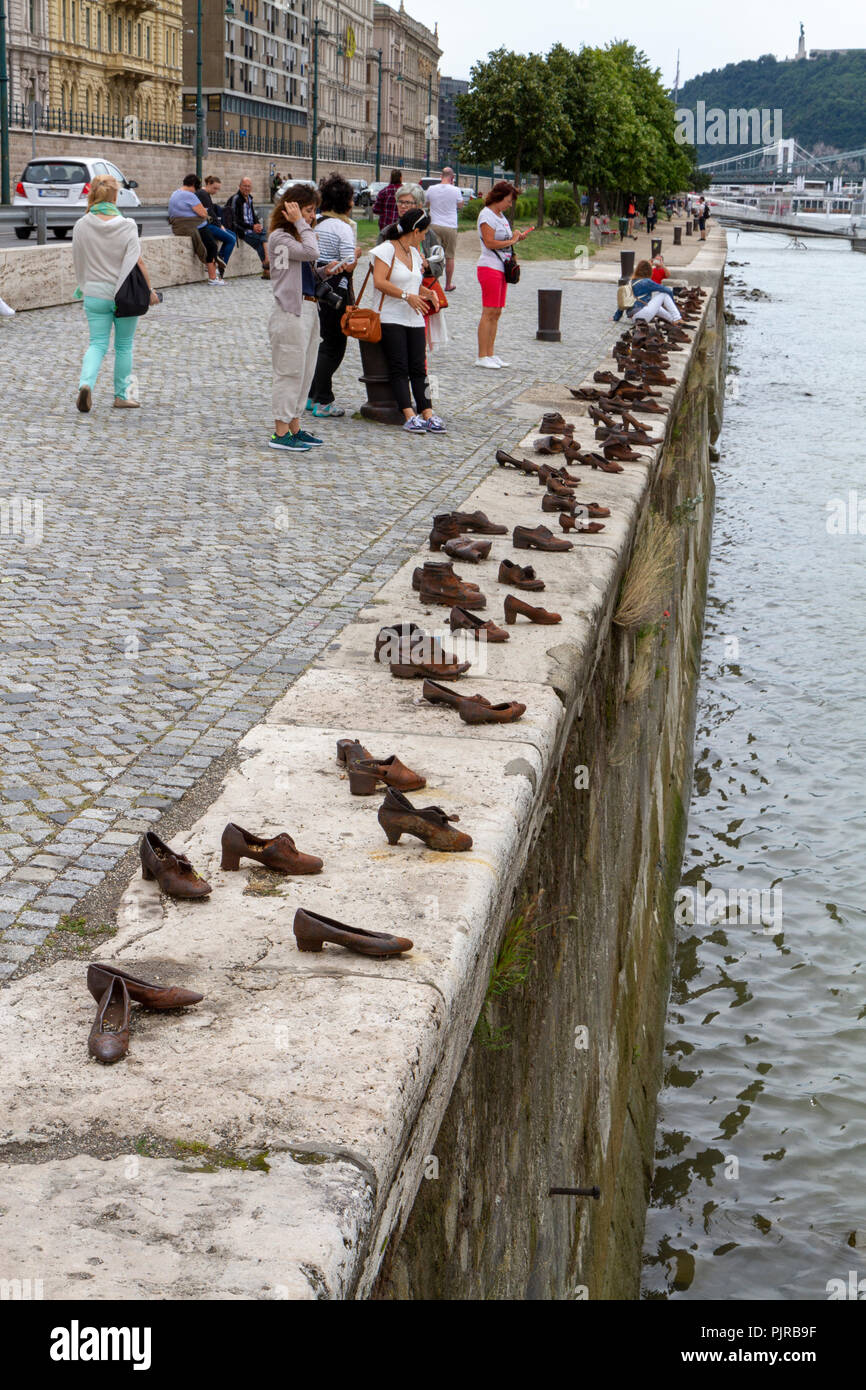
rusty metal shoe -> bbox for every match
[140,831,211,899]
[412,562,481,594]
[496,449,540,475]
[375,620,471,677]
[429,514,466,550]
[498,559,545,592]
[336,737,373,767]
[560,512,605,534]
[294,907,413,957]
[378,787,473,852]
[87,975,130,1064]
[533,435,565,455]
[540,412,574,435]
[347,755,427,796]
[513,524,573,552]
[542,492,576,514]
[449,510,508,536]
[220,822,323,874]
[422,678,525,724]
[442,536,492,563]
[504,594,562,625]
[537,462,579,486]
[87,962,204,1011]
[419,565,486,609]
[449,605,509,642]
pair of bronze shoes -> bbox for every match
[379,786,472,852]
[450,605,509,642]
[429,510,506,549]
[336,737,426,796]
[140,825,322,898]
[499,558,545,591]
[87,961,204,1065]
[496,449,540,476]
[422,677,525,724]
[413,560,486,610]
[375,619,470,678]
[294,907,413,958]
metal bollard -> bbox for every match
[536,288,562,343]
[357,338,405,425]
[35,208,47,245]
[685,220,693,236]
[619,249,635,279]
[673,225,682,246]
[651,238,662,259]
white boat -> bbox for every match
[708,180,860,238]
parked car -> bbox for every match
[13,156,141,239]
[367,181,388,205]
[347,178,371,212]
[457,185,477,205]
[418,176,439,192]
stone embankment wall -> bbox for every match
[374,264,726,1300]
[0,242,726,1302]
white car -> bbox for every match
[13,156,141,240]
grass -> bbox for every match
[510,220,594,262]
[613,513,677,630]
[353,216,379,251]
[475,896,572,1051]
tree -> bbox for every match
[456,48,572,223]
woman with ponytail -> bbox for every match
[71,175,158,411]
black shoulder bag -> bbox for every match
[494,246,520,284]
[115,264,151,318]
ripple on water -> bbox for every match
[642,232,866,1301]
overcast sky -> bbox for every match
[429,0,863,88]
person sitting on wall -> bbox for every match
[613,258,683,323]
[222,177,271,279]
[167,173,223,286]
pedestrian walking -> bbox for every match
[369,208,443,433]
[307,172,361,419]
[475,181,528,370]
[167,174,223,285]
[71,174,158,412]
[627,195,637,239]
[223,177,271,278]
[424,166,462,291]
[199,175,237,273]
[266,183,327,453]
[697,196,710,240]
[372,170,402,231]
[646,196,657,234]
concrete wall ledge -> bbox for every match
[0,249,725,1299]
[0,233,268,313]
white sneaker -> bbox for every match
[0,298,15,317]
[208,277,225,287]
[490,355,511,367]
[474,356,501,369]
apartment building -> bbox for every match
[46,0,184,125]
[437,74,467,165]
[372,1,440,167]
[8,0,51,112]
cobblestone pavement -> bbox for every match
[0,261,620,974]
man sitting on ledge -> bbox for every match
[222,177,271,279]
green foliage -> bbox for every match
[678,52,866,160]
[545,192,580,225]
[460,196,483,221]
[456,47,572,187]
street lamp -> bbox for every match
[311,18,329,181]
[0,0,10,204]
[425,70,432,177]
[373,48,382,182]
[195,0,203,181]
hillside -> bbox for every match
[677,52,866,163]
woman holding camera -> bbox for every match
[266,182,334,453]
[308,173,361,419]
[369,207,443,433]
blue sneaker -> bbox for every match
[311,402,345,418]
[268,431,312,451]
[425,415,447,432]
[294,429,324,447]
[305,398,314,412]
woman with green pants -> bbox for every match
[71,175,158,412]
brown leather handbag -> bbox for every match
[341,250,398,341]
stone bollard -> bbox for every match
[673,225,682,246]
[620,249,635,279]
[685,220,693,236]
[358,338,405,426]
[536,289,562,342]
[651,238,662,259]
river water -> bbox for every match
[642,230,866,1301]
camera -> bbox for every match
[314,262,350,311]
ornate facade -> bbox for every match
[372,2,440,167]
[45,0,184,127]
[8,0,51,111]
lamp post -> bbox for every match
[371,48,382,182]
[195,0,203,181]
[311,18,329,181]
[425,70,432,177]
[0,0,10,204]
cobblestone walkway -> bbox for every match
[0,262,619,973]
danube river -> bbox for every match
[643,230,866,1300]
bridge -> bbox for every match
[700,140,866,184]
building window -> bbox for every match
[127,20,132,52]
[85,8,90,46]
[146,25,151,59]
[71,1,76,42]
[62,1,67,37]
[136,23,141,56]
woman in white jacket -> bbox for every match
[71,175,157,412]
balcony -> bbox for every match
[105,52,155,83]
[103,0,154,12]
